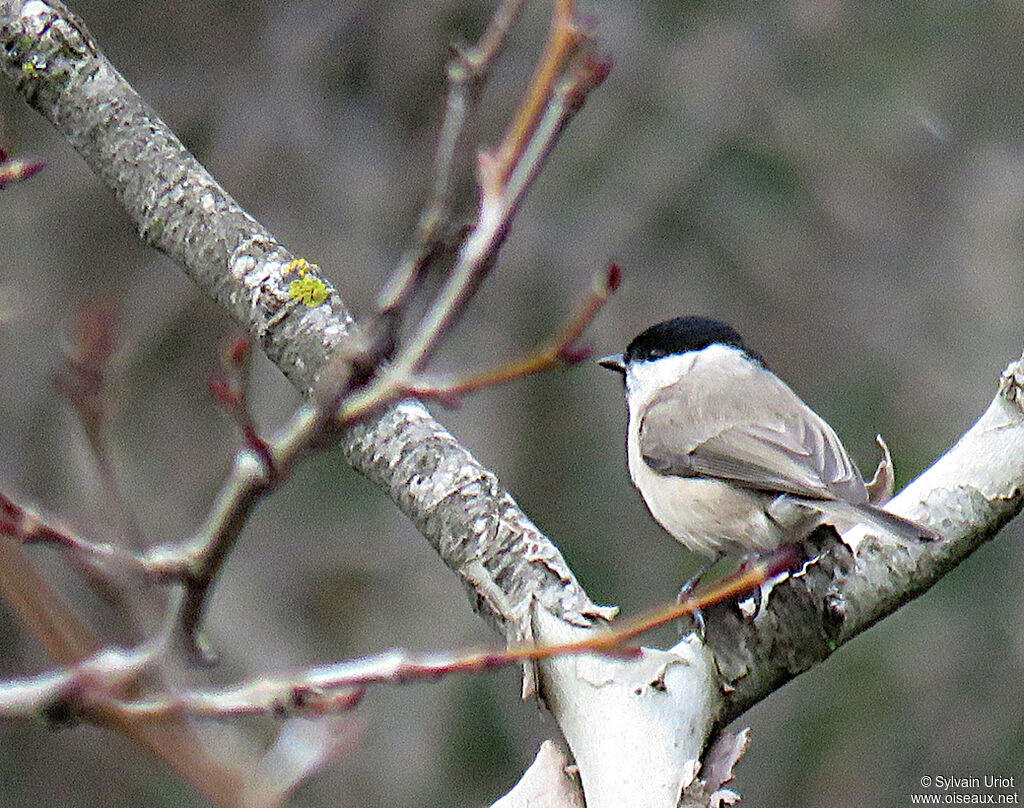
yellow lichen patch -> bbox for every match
[283,258,318,278]
[282,258,327,306]
[289,276,329,307]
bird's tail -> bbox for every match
[840,501,940,543]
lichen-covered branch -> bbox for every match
[0,1,355,385]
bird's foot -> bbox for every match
[676,556,720,639]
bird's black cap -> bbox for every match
[622,316,763,365]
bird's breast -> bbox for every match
[626,414,784,556]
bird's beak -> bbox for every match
[597,353,626,374]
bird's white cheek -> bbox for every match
[624,353,700,409]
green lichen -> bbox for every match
[289,276,329,307]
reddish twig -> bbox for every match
[53,302,147,548]
[0,490,145,577]
[0,554,786,723]
[495,0,581,180]
[208,335,277,482]
[336,53,612,429]
[0,151,46,188]
[409,263,622,406]
[374,0,534,355]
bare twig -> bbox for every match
[338,57,612,428]
[0,150,46,187]
[0,644,156,720]
[496,0,581,179]
[370,0,603,386]
[400,53,612,375]
[54,302,148,548]
[208,336,278,480]
[0,490,147,578]
[148,405,324,663]
[377,0,534,331]
[0,539,248,806]
[408,263,621,405]
[0,559,781,722]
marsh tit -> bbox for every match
[599,317,936,569]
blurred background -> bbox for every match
[1,0,1022,805]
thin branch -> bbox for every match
[377,0,533,328]
[0,491,147,578]
[0,560,779,722]
[496,0,580,179]
[0,540,248,806]
[0,645,155,720]
[0,149,46,187]
[404,54,612,374]
[373,0,538,376]
[337,56,612,429]
[373,0,598,371]
[408,263,620,405]
[54,302,148,548]
[149,406,326,663]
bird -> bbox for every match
[599,316,936,588]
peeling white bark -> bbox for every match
[489,740,585,808]
[534,608,720,808]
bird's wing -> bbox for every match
[638,366,868,503]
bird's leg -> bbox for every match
[736,544,803,620]
[734,553,763,619]
[677,554,721,638]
